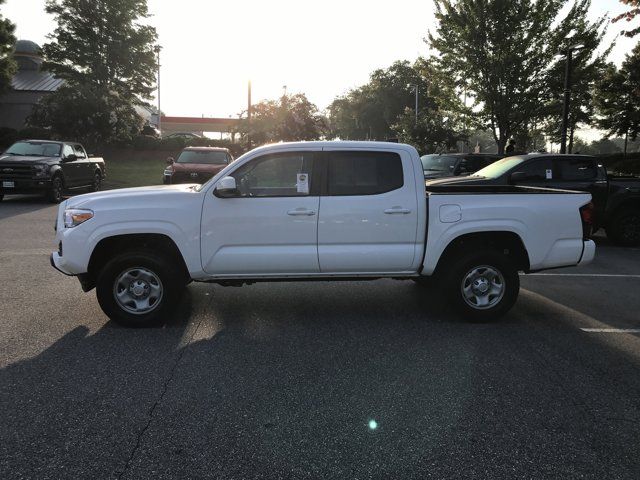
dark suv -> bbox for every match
[0,140,105,203]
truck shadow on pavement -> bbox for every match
[0,195,56,220]
[2,281,640,479]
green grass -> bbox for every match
[102,154,168,189]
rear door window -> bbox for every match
[327,151,403,196]
[556,157,598,181]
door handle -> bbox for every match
[384,207,411,214]
[287,208,316,216]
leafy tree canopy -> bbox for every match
[328,58,468,152]
[594,43,640,143]
[43,0,158,101]
[0,0,16,93]
[613,0,640,37]
[29,84,143,149]
[237,93,327,146]
[428,0,602,153]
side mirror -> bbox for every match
[510,171,528,183]
[64,154,78,162]
[166,157,174,165]
[214,176,238,198]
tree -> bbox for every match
[594,43,640,155]
[613,0,640,37]
[0,0,16,93]
[43,0,158,101]
[542,10,610,153]
[237,93,327,145]
[29,84,143,148]
[428,0,601,153]
[328,58,467,149]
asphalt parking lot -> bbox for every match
[1,195,640,479]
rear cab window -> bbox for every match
[327,151,404,195]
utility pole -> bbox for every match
[247,80,252,150]
[154,45,162,137]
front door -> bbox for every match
[317,149,419,273]
[60,144,80,187]
[201,151,320,275]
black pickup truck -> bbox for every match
[0,140,105,203]
[426,153,640,246]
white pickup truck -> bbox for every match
[51,141,595,327]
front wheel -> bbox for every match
[445,251,519,321]
[47,175,64,203]
[96,250,185,327]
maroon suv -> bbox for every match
[163,147,233,184]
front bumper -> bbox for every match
[578,240,596,266]
[0,178,52,195]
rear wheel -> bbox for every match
[47,175,64,203]
[444,251,519,321]
[606,208,640,247]
[96,250,185,327]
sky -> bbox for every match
[3,0,638,125]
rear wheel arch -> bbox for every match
[87,233,190,288]
[434,231,530,277]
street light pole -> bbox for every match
[247,80,252,150]
[560,43,584,154]
[154,45,162,137]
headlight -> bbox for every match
[33,164,50,178]
[64,208,94,228]
[163,167,173,176]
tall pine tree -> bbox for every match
[43,0,158,101]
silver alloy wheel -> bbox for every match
[461,265,505,310]
[113,267,163,315]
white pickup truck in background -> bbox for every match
[51,141,595,327]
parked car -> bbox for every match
[163,147,233,185]
[51,141,595,327]
[163,132,203,140]
[421,153,504,179]
[0,140,105,203]
[426,153,640,246]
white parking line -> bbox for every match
[524,273,640,278]
[580,328,640,333]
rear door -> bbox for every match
[60,144,80,186]
[317,149,419,273]
[73,144,92,185]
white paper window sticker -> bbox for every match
[297,173,309,194]
[546,169,553,180]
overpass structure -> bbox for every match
[160,116,241,138]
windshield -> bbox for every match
[473,156,526,178]
[177,150,228,165]
[5,141,61,157]
[420,154,458,172]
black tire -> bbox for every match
[47,175,64,203]
[606,208,640,247]
[444,251,519,322]
[96,250,185,327]
[0,194,4,202]
[91,171,102,192]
